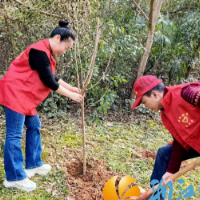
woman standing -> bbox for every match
[0,20,83,192]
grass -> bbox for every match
[0,113,199,199]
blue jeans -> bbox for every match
[4,107,43,181]
[150,144,200,199]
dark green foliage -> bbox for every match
[0,0,200,117]
[40,93,69,118]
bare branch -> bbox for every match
[7,16,20,22]
[13,0,63,18]
[83,20,102,85]
[85,87,109,109]
[81,18,101,95]
[74,19,83,87]
[12,0,23,6]
[87,44,115,91]
[74,41,80,89]
[153,0,163,25]
[132,0,149,21]
[77,35,84,87]
[149,0,155,29]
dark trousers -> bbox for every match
[150,144,200,200]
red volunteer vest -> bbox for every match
[161,82,200,153]
[0,39,56,116]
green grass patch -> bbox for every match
[0,115,199,199]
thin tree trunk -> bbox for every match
[79,19,101,175]
[81,98,86,175]
[130,0,163,100]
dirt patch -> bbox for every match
[140,149,156,160]
[64,160,123,200]
[132,147,156,160]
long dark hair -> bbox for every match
[50,20,75,41]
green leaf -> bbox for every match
[16,31,23,36]
[0,23,6,28]
[114,80,118,87]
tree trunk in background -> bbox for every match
[130,0,163,100]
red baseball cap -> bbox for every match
[131,75,162,109]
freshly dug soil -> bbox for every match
[140,149,156,160]
[64,160,123,200]
[62,146,157,200]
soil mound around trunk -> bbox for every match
[64,160,122,200]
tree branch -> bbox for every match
[85,87,109,109]
[132,0,149,21]
[13,0,63,18]
[153,0,163,25]
[77,35,84,87]
[149,0,155,29]
[74,41,80,89]
[87,44,114,91]
[81,18,101,95]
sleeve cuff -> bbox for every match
[55,76,60,82]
